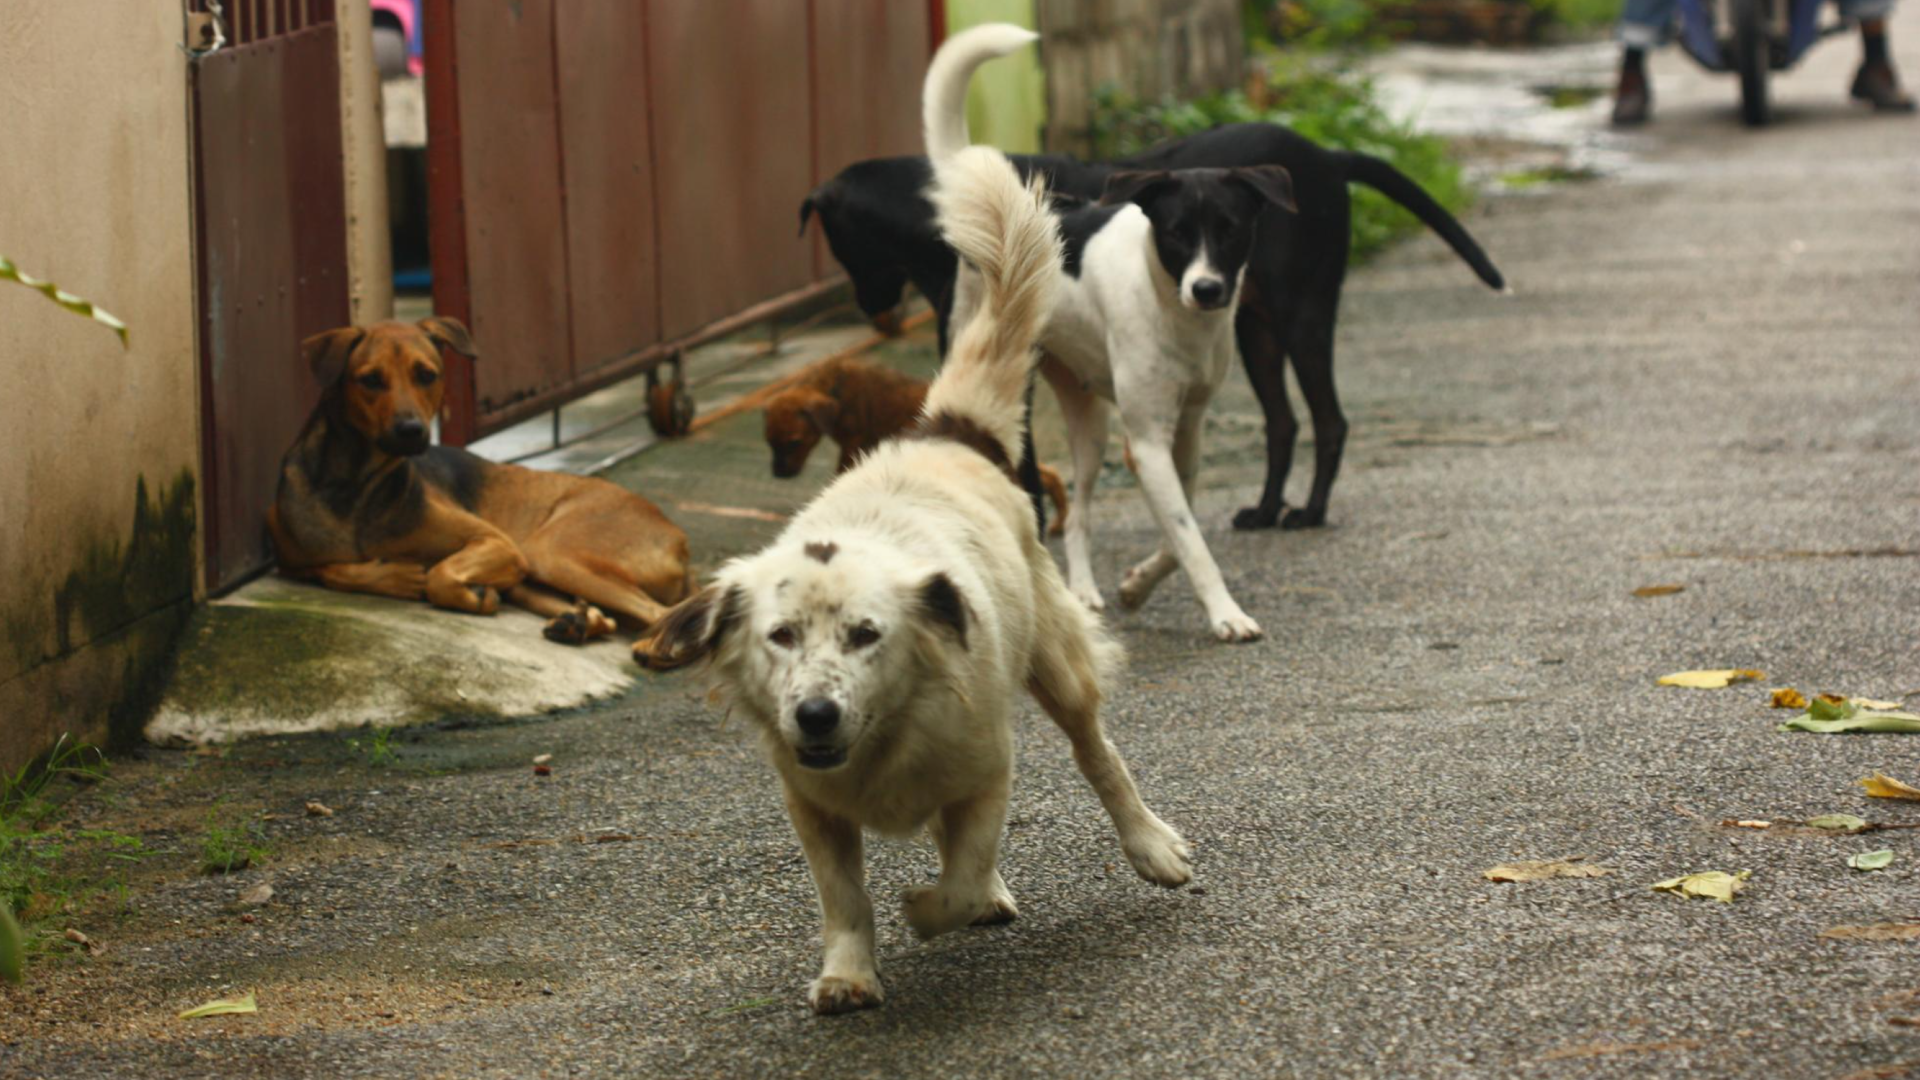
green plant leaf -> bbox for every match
[0,256,129,347]
[1807,814,1870,831]
[1847,849,1894,871]
[179,992,257,1019]
[0,906,22,984]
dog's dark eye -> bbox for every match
[768,626,797,649]
[847,624,880,649]
[357,372,387,392]
[413,365,439,387]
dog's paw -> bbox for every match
[1117,558,1173,611]
[466,584,500,615]
[901,885,963,940]
[1209,609,1263,643]
[1122,821,1194,888]
[1278,506,1325,530]
[1232,505,1280,531]
[808,973,884,1015]
[542,604,616,645]
[1070,581,1107,613]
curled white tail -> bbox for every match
[922,23,1039,165]
[920,145,1061,459]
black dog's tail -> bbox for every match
[1343,152,1506,292]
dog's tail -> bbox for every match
[923,22,1039,165]
[919,148,1060,460]
[1343,152,1507,292]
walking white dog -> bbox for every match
[933,25,1298,643]
[638,69,1193,1014]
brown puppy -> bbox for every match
[268,318,691,643]
[763,355,1070,533]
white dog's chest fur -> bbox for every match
[1042,207,1240,401]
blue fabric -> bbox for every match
[1620,0,1893,46]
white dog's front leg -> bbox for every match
[905,784,1016,940]
[1124,434,1262,643]
[784,788,882,1014]
[1042,359,1109,612]
[1118,404,1203,610]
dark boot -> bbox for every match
[1612,48,1652,125]
[1852,20,1917,112]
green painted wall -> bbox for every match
[947,0,1046,154]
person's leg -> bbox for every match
[1614,0,1677,124]
[1845,2,1917,112]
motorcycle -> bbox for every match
[1676,0,1856,124]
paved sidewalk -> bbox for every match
[4,15,1918,1078]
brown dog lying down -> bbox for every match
[268,318,691,643]
[763,355,1070,533]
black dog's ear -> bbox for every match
[1228,165,1298,213]
[798,194,818,237]
[915,573,969,650]
[1099,170,1177,208]
[418,316,477,359]
[635,584,743,671]
[302,327,366,386]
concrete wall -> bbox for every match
[1036,0,1245,155]
[0,4,201,772]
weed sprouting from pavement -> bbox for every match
[348,726,399,768]
[200,803,270,875]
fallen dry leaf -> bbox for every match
[1651,869,1750,903]
[179,992,257,1019]
[1861,773,1920,801]
[1854,697,1905,710]
[1724,819,1773,829]
[1659,669,1765,689]
[305,801,333,817]
[1808,813,1870,832]
[1780,699,1920,734]
[237,883,273,908]
[1821,922,1920,941]
[1482,856,1612,883]
[63,928,104,956]
[1770,688,1809,709]
[1849,849,1896,872]
[532,753,553,766]
[1633,584,1685,598]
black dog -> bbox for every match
[799,123,1506,531]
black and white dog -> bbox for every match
[802,78,1506,536]
[933,24,1294,641]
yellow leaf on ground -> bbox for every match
[1482,857,1612,883]
[1650,870,1750,903]
[179,992,257,1019]
[1633,584,1685,598]
[1860,773,1920,801]
[1770,688,1809,709]
[1820,922,1920,941]
[1851,697,1904,711]
[1658,669,1765,689]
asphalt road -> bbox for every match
[5,21,1918,1080]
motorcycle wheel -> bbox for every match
[1732,0,1771,126]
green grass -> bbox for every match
[1,735,147,981]
[200,805,270,875]
[1088,56,1469,265]
[347,725,399,768]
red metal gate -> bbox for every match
[191,0,352,591]
[424,0,932,445]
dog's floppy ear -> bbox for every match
[302,327,366,386]
[1099,170,1176,208]
[418,316,477,358]
[1228,165,1298,213]
[798,194,818,237]
[635,584,743,671]
[800,394,839,434]
[915,573,969,650]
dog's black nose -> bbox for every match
[1191,278,1226,307]
[795,698,841,737]
[393,416,427,444]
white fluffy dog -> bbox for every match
[639,78,1193,1016]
